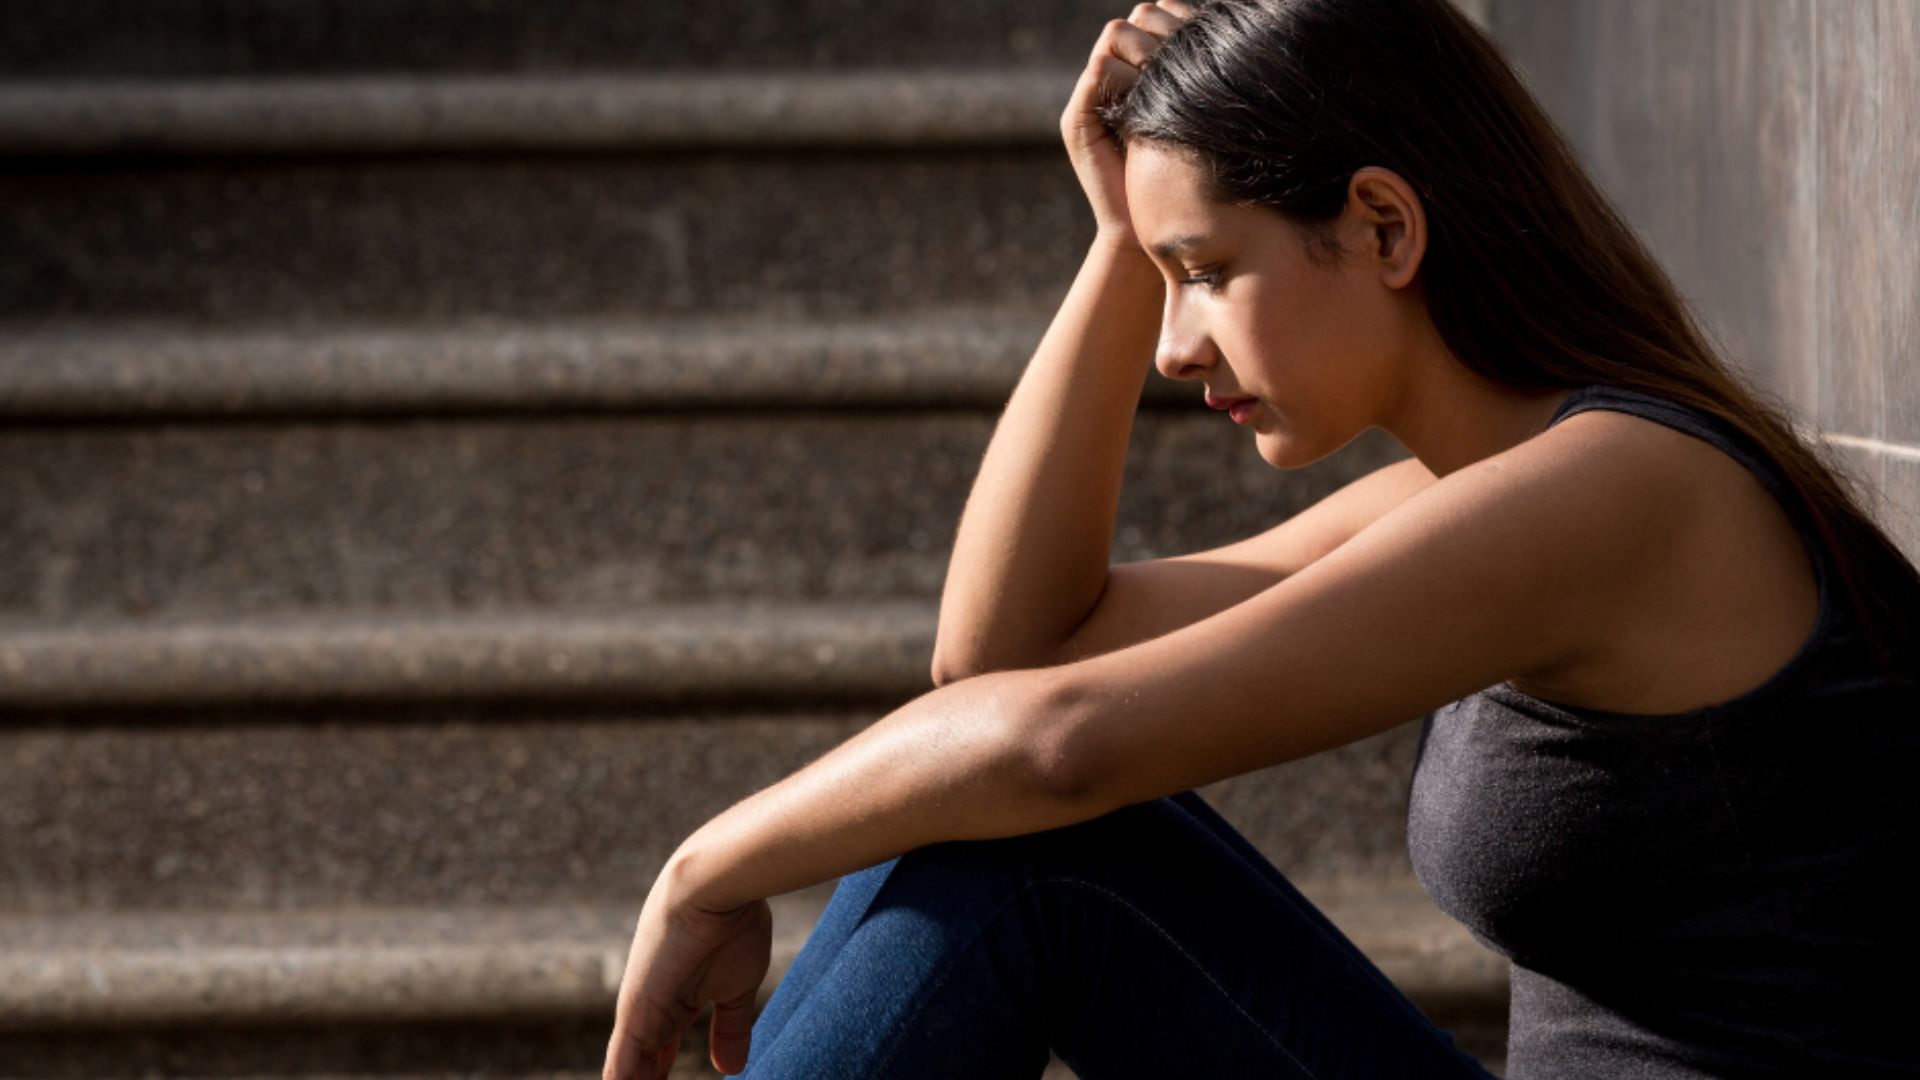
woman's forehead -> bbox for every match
[1124,140,1209,188]
[1125,144,1221,227]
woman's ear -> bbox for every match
[1347,167,1426,290]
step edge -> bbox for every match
[0,71,1078,157]
[0,312,1194,418]
[0,600,940,710]
[0,880,1507,1030]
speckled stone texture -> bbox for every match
[0,0,1124,79]
[0,1,1529,1073]
[0,878,1501,1026]
[0,604,941,708]
[0,705,1428,910]
[0,415,1409,618]
[0,878,1504,1076]
[0,312,1203,417]
[0,150,1095,323]
[0,74,1076,157]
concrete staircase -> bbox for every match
[0,2,1506,1076]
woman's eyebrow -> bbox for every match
[1149,233,1211,259]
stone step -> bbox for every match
[0,139,1089,323]
[0,682,1427,909]
[0,311,1199,418]
[0,401,1409,620]
[0,878,1507,1076]
[0,602,936,710]
[0,2,1118,81]
[0,72,1070,158]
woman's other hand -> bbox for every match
[601,869,774,1080]
[1062,1,1195,255]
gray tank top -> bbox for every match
[1407,385,1920,1078]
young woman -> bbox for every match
[602,1,1920,1076]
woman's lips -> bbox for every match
[1206,393,1259,425]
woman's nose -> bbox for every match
[1154,322,1214,381]
[1155,344,1202,382]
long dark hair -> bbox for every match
[1097,0,1920,683]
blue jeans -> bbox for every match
[724,789,1500,1079]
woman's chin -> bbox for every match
[1253,428,1334,471]
[1253,433,1296,470]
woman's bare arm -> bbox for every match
[928,1,1444,685]
[607,419,1663,1080]
[1041,454,1438,666]
[662,418,1680,912]
[930,239,1165,685]
[928,246,1447,684]
[930,3,1193,685]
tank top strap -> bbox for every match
[1547,385,1797,523]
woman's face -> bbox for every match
[1123,141,1419,470]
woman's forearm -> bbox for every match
[661,667,1086,914]
[929,240,1165,683]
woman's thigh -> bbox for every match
[730,789,1496,1080]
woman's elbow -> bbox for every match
[929,650,968,689]
[938,664,1101,810]
[929,644,1004,689]
[931,637,1068,690]
[1009,672,1106,808]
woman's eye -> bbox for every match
[1180,269,1225,293]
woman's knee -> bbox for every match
[869,792,1201,904]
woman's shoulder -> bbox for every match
[1498,402,1827,716]
[1334,412,1704,693]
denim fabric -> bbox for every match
[725,789,1498,1079]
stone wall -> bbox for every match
[1490,0,1920,562]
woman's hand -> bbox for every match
[1062,1,1196,255]
[601,865,774,1080]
